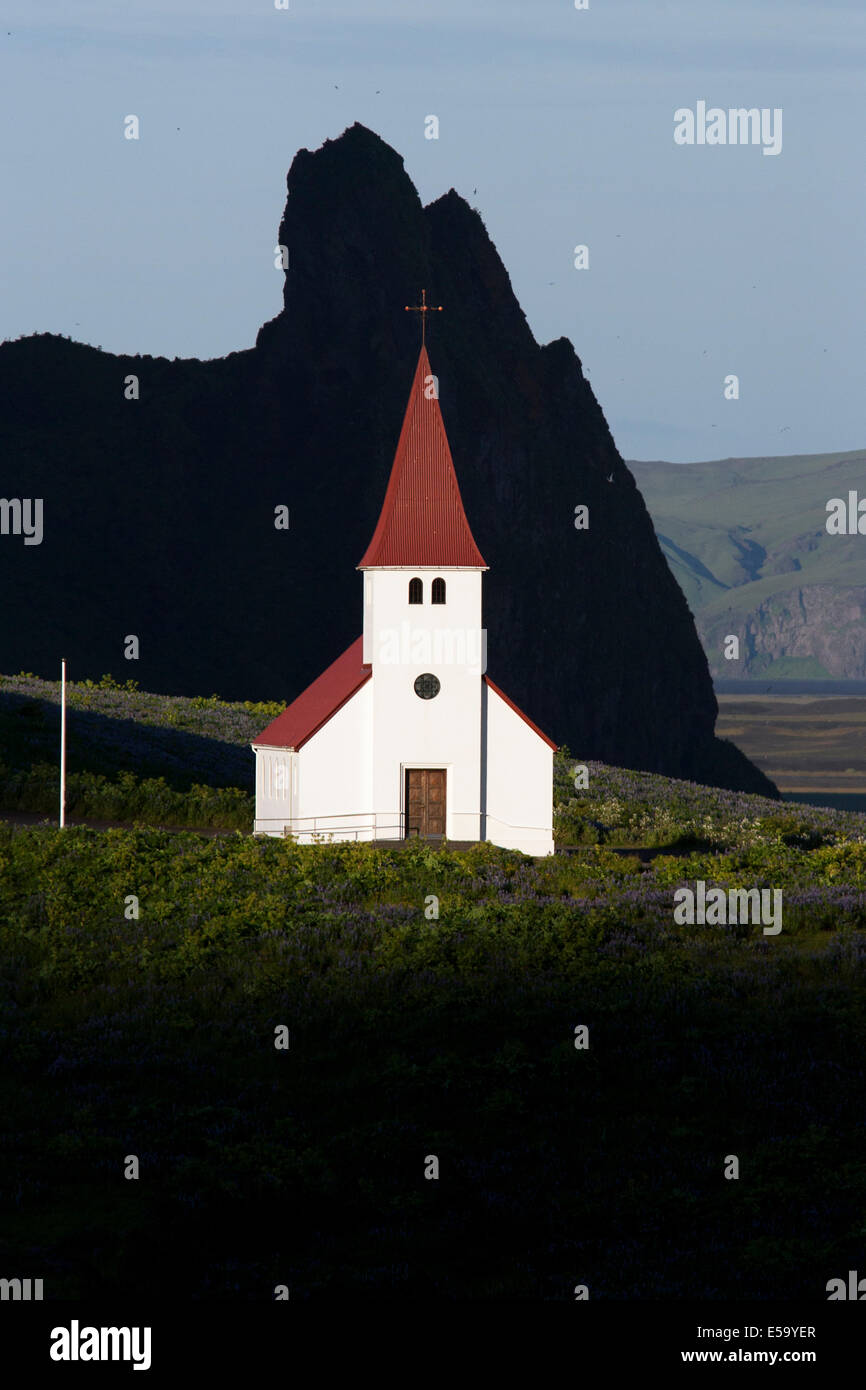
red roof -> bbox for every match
[252,637,371,750]
[483,674,558,750]
[358,345,487,568]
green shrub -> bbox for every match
[0,761,253,830]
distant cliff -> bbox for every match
[631,450,866,680]
[0,123,774,796]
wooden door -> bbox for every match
[405,769,447,839]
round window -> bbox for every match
[414,673,441,700]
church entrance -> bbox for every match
[405,769,446,840]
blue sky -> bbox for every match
[1,0,863,461]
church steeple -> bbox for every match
[358,345,487,569]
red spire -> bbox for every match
[358,346,487,568]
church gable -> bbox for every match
[483,675,558,751]
[253,636,371,750]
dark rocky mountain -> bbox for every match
[0,123,775,796]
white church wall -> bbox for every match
[365,567,485,842]
[292,680,374,842]
[253,747,296,836]
[484,685,555,856]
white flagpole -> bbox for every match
[60,658,66,828]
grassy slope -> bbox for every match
[0,671,821,839]
[7,670,863,835]
[0,672,280,828]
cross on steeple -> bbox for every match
[404,288,443,345]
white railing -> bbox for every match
[254,808,553,840]
[255,812,402,841]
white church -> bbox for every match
[251,340,556,856]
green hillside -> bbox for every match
[0,672,278,829]
[630,448,866,679]
[0,671,779,839]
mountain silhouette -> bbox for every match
[0,123,775,796]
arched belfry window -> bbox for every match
[409,577,423,605]
[432,577,446,605]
